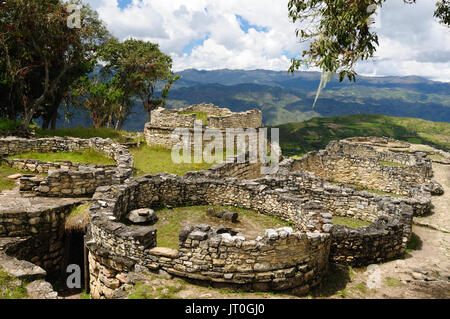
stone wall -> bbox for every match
[86,172,333,297]
[0,137,134,197]
[284,139,441,197]
[145,104,263,149]
[0,199,85,276]
[149,104,262,129]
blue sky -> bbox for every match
[87,0,450,82]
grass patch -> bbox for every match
[333,216,371,229]
[385,277,403,287]
[131,145,217,176]
[0,119,21,136]
[128,282,182,299]
[65,203,91,232]
[428,154,447,161]
[378,161,407,167]
[0,268,28,299]
[79,290,91,299]
[0,164,25,191]
[8,150,116,166]
[334,182,404,197]
[148,205,291,250]
[36,126,125,140]
[179,111,208,125]
[405,233,421,254]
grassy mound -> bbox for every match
[332,216,371,229]
[131,145,218,176]
[277,114,450,156]
[8,150,116,166]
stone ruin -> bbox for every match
[144,103,263,149]
[0,105,447,298]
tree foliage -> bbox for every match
[99,38,179,122]
[0,0,109,128]
[288,0,449,82]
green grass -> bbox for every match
[0,164,24,190]
[146,205,291,250]
[179,111,208,125]
[379,161,407,167]
[35,126,134,142]
[332,216,371,229]
[131,145,217,176]
[277,114,450,156]
[128,282,183,299]
[385,277,403,287]
[65,203,91,231]
[0,119,21,136]
[405,233,420,254]
[0,268,28,299]
[8,150,116,166]
[330,181,404,197]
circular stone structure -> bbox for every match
[0,136,134,197]
[86,172,332,298]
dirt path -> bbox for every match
[414,162,450,233]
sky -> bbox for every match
[85,0,450,82]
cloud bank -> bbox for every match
[86,0,450,82]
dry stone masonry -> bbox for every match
[144,104,263,149]
[0,136,133,197]
[0,132,444,298]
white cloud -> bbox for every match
[86,0,450,82]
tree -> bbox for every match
[69,71,129,129]
[0,0,109,128]
[99,38,179,122]
[288,0,450,101]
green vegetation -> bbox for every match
[0,268,28,299]
[128,282,182,299]
[79,290,91,300]
[8,150,116,166]
[332,216,371,229]
[148,205,291,250]
[277,114,450,156]
[385,277,403,287]
[405,233,421,254]
[36,126,125,141]
[0,119,21,136]
[65,203,91,232]
[379,161,407,167]
[131,145,217,176]
[0,164,24,191]
[179,111,208,125]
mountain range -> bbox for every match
[60,69,450,131]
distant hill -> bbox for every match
[276,114,450,156]
[53,69,450,130]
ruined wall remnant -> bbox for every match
[144,104,263,149]
[0,137,134,197]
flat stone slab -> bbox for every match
[127,208,158,224]
[148,247,179,258]
[0,253,46,281]
[0,189,88,215]
[25,280,58,299]
[7,173,22,180]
